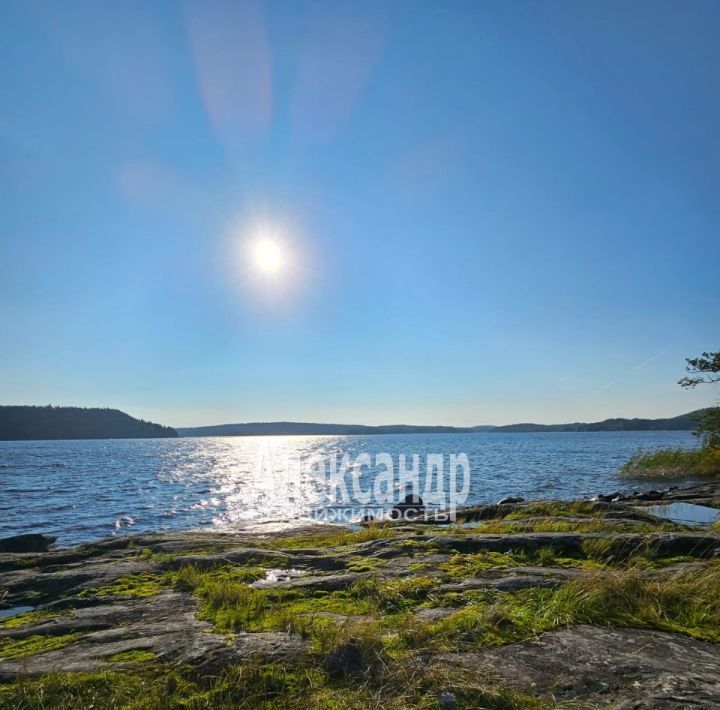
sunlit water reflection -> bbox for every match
[0,431,699,545]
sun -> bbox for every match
[253,239,284,274]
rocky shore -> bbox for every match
[2,481,720,708]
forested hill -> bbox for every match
[177,413,702,437]
[492,411,703,432]
[0,406,178,440]
[177,422,487,437]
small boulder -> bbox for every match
[0,533,56,553]
[390,493,425,520]
[635,490,664,501]
[439,691,458,709]
[593,492,621,503]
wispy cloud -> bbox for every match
[593,350,666,397]
[593,380,617,395]
[631,350,665,371]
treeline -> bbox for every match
[177,422,482,437]
[493,411,702,433]
[0,406,178,441]
[177,414,701,438]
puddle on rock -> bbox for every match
[638,502,720,526]
[250,568,307,588]
[0,606,35,620]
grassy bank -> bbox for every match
[0,660,546,710]
[171,558,720,648]
[619,447,720,479]
[4,558,720,709]
[2,496,720,709]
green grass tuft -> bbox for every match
[404,561,720,650]
[0,661,546,709]
[468,517,682,534]
[79,573,167,599]
[0,610,60,629]
[0,633,82,660]
[505,501,600,519]
[107,649,156,663]
[175,563,378,635]
[619,447,720,479]
[275,525,395,550]
[175,564,268,631]
[350,575,436,613]
[544,564,720,640]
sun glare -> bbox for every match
[230,217,307,302]
[254,239,284,274]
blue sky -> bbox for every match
[1,0,718,427]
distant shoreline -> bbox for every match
[0,405,705,441]
[177,412,701,438]
[0,429,701,443]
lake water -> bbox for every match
[0,431,700,545]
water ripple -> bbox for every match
[0,431,700,545]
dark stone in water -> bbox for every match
[0,533,56,553]
[497,496,525,505]
[390,493,425,520]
